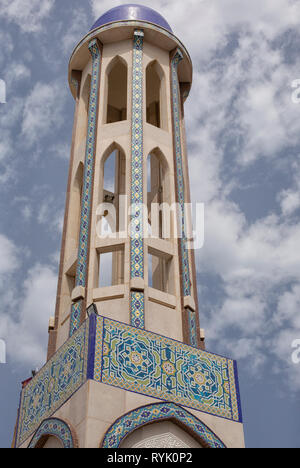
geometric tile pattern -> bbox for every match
[69,300,83,338]
[16,320,89,447]
[94,317,242,423]
[28,418,74,448]
[101,402,226,448]
[130,30,145,329]
[130,291,145,329]
[170,49,191,299]
[70,38,102,337]
[15,313,242,447]
[188,309,197,348]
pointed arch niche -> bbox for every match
[147,148,174,294]
[105,56,128,124]
[77,73,91,143]
[146,61,167,131]
[147,148,172,239]
[101,403,226,449]
[96,143,126,288]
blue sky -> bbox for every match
[0,0,300,448]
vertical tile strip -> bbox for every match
[130,30,145,329]
[70,39,101,337]
[170,49,196,346]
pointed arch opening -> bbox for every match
[77,74,91,142]
[28,418,77,449]
[147,148,174,294]
[146,61,167,130]
[101,403,226,449]
[96,143,126,288]
[72,162,84,252]
[106,56,128,124]
[147,148,171,240]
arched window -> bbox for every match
[97,145,126,288]
[147,148,174,294]
[106,57,128,124]
[77,74,91,143]
[146,61,167,130]
[72,162,84,251]
[41,436,64,449]
[147,148,171,239]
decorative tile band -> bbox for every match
[170,49,191,299]
[28,418,75,449]
[102,402,226,448]
[16,321,90,447]
[130,291,145,328]
[95,316,242,423]
[69,300,83,338]
[130,30,145,329]
[70,38,102,336]
[16,313,242,447]
[188,309,197,348]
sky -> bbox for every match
[0,0,300,449]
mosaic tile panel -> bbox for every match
[70,300,82,338]
[16,321,89,447]
[102,402,226,448]
[130,29,145,330]
[130,291,145,329]
[94,317,242,423]
[70,38,102,336]
[171,49,191,299]
[188,309,197,348]
[93,315,104,382]
[130,30,144,280]
[28,418,74,449]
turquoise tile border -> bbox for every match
[94,316,242,423]
[15,313,242,447]
[130,29,145,329]
[102,402,226,448]
[170,49,191,299]
[28,418,75,449]
[16,320,89,447]
[70,38,102,336]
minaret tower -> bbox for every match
[14,5,245,449]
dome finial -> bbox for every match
[90,4,173,33]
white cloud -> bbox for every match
[37,196,64,234]
[62,8,89,55]
[4,62,31,86]
[0,264,57,367]
[0,232,56,368]
[21,81,66,147]
[279,189,300,216]
[0,0,55,33]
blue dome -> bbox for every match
[90,4,173,33]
